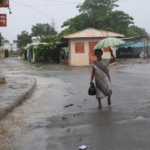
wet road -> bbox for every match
[0,58,150,150]
[0,58,30,71]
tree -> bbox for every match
[0,35,9,46]
[61,0,134,36]
[13,40,18,43]
[0,35,2,46]
[17,31,31,48]
[59,27,78,36]
[77,0,118,13]
[107,11,134,35]
[2,37,9,43]
[126,29,139,37]
[129,25,148,36]
[35,34,59,60]
[31,22,57,37]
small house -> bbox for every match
[59,28,124,66]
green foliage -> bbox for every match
[108,11,134,34]
[31,23,57,37]
[61,0,134,36]
[59,27,78,36]
[13,52,17,57]
[126,29,139,37]
[77,0,118,13]
[0,35,2,46]
[19,48,27,55]
[14,21,58,48]
[13,40,17,43]
[17,31,32,48]
[34,62,58,68]
[35,34,59,60]
[60,0,148,37]
[61,13,93,31]
[128,25,148,36]
[0,35,9,46]
[3,38,9,43]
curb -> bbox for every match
[0,78,36,120]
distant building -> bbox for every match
[31,37,40,43]
[4,43,18,52]
[58,28,125,66]
[116,38,150,57]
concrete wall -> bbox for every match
[0,51,4,59]
[32,37,39,43]
[68,38,116,66]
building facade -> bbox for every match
[61,28,125,66]
[4,43,18,51]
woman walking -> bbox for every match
[90,48,116,108]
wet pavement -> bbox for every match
[0,77,36,120]
[0,58,150,150]
[0,58,31,71]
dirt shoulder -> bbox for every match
[0,77,36,120]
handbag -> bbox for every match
[88,83,96,96]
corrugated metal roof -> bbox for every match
[63,28,125,39]
[116,42,150,50]
[121,35,148,40]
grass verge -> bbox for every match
[34,62,58,68]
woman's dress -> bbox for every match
[93,59,112,99]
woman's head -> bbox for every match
[95,49,103,59]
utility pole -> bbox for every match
[93,20,96,28]
[144,37,145,59]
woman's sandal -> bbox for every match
[97,105,102,109]
[108,99,111,105]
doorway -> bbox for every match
[89,42,98,64]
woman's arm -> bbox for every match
[90,66,95,85]
[109,48,116,64]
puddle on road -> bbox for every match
[115,116,149,124]
[0,75,72,150]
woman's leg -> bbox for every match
[108,96,111,105]
[98,98,102,106]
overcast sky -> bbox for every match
[0,0,149,42]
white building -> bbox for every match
[4,43,18,52]
[31,37,40,44]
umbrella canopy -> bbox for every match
[94,38,125,49]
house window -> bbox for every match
[103,47,110,52]
[75,43,84,53]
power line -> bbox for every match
[0,29,16,39]
[43,0,81,3]
[10,0,64,24]
[12,4,78,7]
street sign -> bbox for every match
[0,0,9,8]
[0,14,7,27]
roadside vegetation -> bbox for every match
[34,62,58,68]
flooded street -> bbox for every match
[1,58,150,150]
